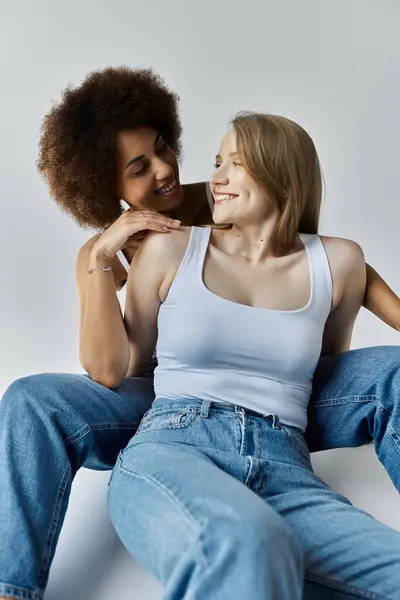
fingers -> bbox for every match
[95,208,182,260]
[121,209,181,231]
[137,209,181,228]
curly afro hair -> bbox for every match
[37,66,183,229]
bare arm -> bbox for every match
[76,210,181,387]
[321,241,367,356]
[363,263,400,332]
[124,233,173,378]
[76,235,130,388]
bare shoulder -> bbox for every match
[320,235,365,273]
[320,237,367,354]
[127,227,192,303]
[320,236,366,309]
[139,226,191,258]
[320,235,364,256]
[133,226,192,276]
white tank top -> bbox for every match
[154,226,333,430]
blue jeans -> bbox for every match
[108,397,400,600]
[0,346,399,599]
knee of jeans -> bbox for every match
[217,503,302,560]
[1,373,72,417]
[377,361,400,413]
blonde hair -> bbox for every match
[232,111,323,248]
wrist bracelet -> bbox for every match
[86,265,113,275]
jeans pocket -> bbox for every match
[136,407,196,435]
[281,426,311,461]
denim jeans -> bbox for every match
[0,345,399,599]
[108,397,400,600]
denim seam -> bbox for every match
[117,461,201,532]
[176,527,209,599]
[0,582,42,600]
[254,421,260,458]
[37,464,71,588]
[155,410,241,421]
[116,462,207,566]
[145,406,186,415]
[282,428,311,461]
[376,401,392,418]
[387,422,400,450]
[243,455,254,487]
[305,570,389,600]
[91,422,139,431]
[64,422,137,445]
[309,395,378,408]
[209,411,243,420]
[150,403,247,420]
[375,398,400,452]
[238,411,246,456]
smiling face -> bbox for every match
[116,127,184,212]
[209,127,276,226]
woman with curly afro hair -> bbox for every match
[0,66,399,600]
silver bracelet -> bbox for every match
[86,265,113,275]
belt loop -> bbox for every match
[271,414,281,430]
[200,400,211,419]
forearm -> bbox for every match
[363,263,400,331]
[79,253,130,387]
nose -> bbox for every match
[154,156,174,181]
[210,165,229,187]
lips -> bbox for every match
[214,192,239,205]
[155,177,179,195]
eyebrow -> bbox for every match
[125,132,161,169]
[215,151,239,160]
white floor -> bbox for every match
[45,445,399,600]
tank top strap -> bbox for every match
[116,249,130,272]
[299,233,333,315]
[166,226,212,298]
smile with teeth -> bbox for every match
[214,193,239,204]
[156,178,179,195]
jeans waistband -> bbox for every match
[152,398,282,430]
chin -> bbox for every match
[212,205,232,225]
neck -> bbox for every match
[221,213,284,262]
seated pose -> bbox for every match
[0,67,398,600]
[107,112,400,600]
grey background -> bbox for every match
[0,0,399,598]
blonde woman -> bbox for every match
[107,113,400,600]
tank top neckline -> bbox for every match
[193,226,315,315]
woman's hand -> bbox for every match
[91,209,181,262]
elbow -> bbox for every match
[80,357,128,389]
[86,370,125,389]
